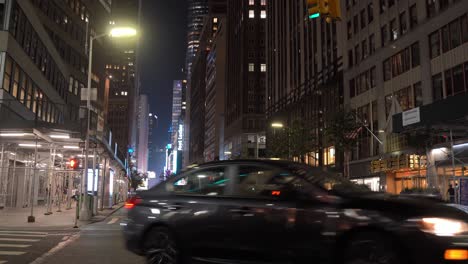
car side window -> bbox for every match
[231,165,296,199]
[171,166,227,196]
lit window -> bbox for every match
[249,10,255,18]
[261,10,266,19]
[249,63,255,72]
[260,64,267,72]
[213,17,218,23]
[261,0,266,5]
[249,0,255,5]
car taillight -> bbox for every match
[125,196,142,209]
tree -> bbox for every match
[269,120,316,161]
[130,171,147,191]
[325,110,361,178]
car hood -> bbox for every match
[341,192,468,221]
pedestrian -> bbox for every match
[447,184,455,203]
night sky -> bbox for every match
[139,0,187,147]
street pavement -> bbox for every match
[0,229,79,264]
[39,207,145,264]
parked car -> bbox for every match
[122,160,468,264]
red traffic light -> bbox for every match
[69,158,79,169]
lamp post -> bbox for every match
[80,27,137,221]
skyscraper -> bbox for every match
[186,0,209,76]
[223,0,267,159]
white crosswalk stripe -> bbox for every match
[0,230,48,264]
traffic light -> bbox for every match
[307,0,321,19]
[307,0,342,22]
[69,158,79,170]
[327,0,342,21]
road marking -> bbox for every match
[0,244,31,248]
[0,231,47,235]
[30,233,80,264]
[0,234,46,238]
[0,251,25,256]
[0,238,39,242]
[107,217,119,224]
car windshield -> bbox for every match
[288,164,371,195]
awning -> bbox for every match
[393,92,468,134]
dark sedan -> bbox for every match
[122,160,468,264]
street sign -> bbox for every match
[402,107,421,126]
[78,142,98,148]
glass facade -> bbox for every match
[186,0,208,76]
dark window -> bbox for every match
[380,0,386,13]
[370,67,376,87]
[400,12,407,35]
[381,24,388,46]
[360,9,366,29]
[362,39,368,59]
[233,166,292,199]
[432,73,443,101]
[411,42,420,67]
[369,34,375,55]
[445,69,453,97]
[426,0,436,18]
[383,59,391,81]
[354,15,359,34]
[3,56,12,93]
[388,0,394,7]
[171,167,227,195]
[461,15,468,43]
[449,19,461,49]
[452,65,464,95]
[441,25,450,52]
[409,4,418,28]
[368,3,374,23]
[354,44,360,64]
[414,82,423,107]
[348,49,354,66]
[350,79,356,98]
[439,0,449,11]
[347,20,352,39]
[429,31,441,58]
[390,18,398,41]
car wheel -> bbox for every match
[343,232,403,264]
[144,227,180,264]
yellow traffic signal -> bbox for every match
[307,0,321,19]
[320,0,330,15]
[328,0,342,20]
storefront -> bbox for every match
[370,154,427,194]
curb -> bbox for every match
[91,203,125,222]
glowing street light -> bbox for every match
[109,27,137,38]
[271,123,284,128]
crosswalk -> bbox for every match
[0,231,48,264]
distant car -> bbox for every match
[122,160,468,264]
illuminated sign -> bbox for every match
[166,144,172,150]
[178,124,184,151]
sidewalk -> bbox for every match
[0,203,124,229]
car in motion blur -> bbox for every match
[122,160,468,264]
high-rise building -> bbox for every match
[223,0,268,159]
[168,80,186,173]
[148,112,158,165]
[204,15,227,162]
[343,0,468,195]
[186,0,209,76]
[0,0,129,209]
[107,0,140,157]
[266,1,344,166]
[136,95,149,173]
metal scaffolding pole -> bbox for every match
[28,137,38,223]
[45,148,55,215]
[0,144,5,209]
[9,149,17,207]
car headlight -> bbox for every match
[409,217,468,236]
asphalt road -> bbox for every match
[39,207,145,264]
[0,228,79,264]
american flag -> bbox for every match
[345,126,363,139]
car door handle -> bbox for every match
[166,203,184,210]
[229,207,252,214]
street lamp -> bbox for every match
[80,26,137,221]
[271,123,284,128]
